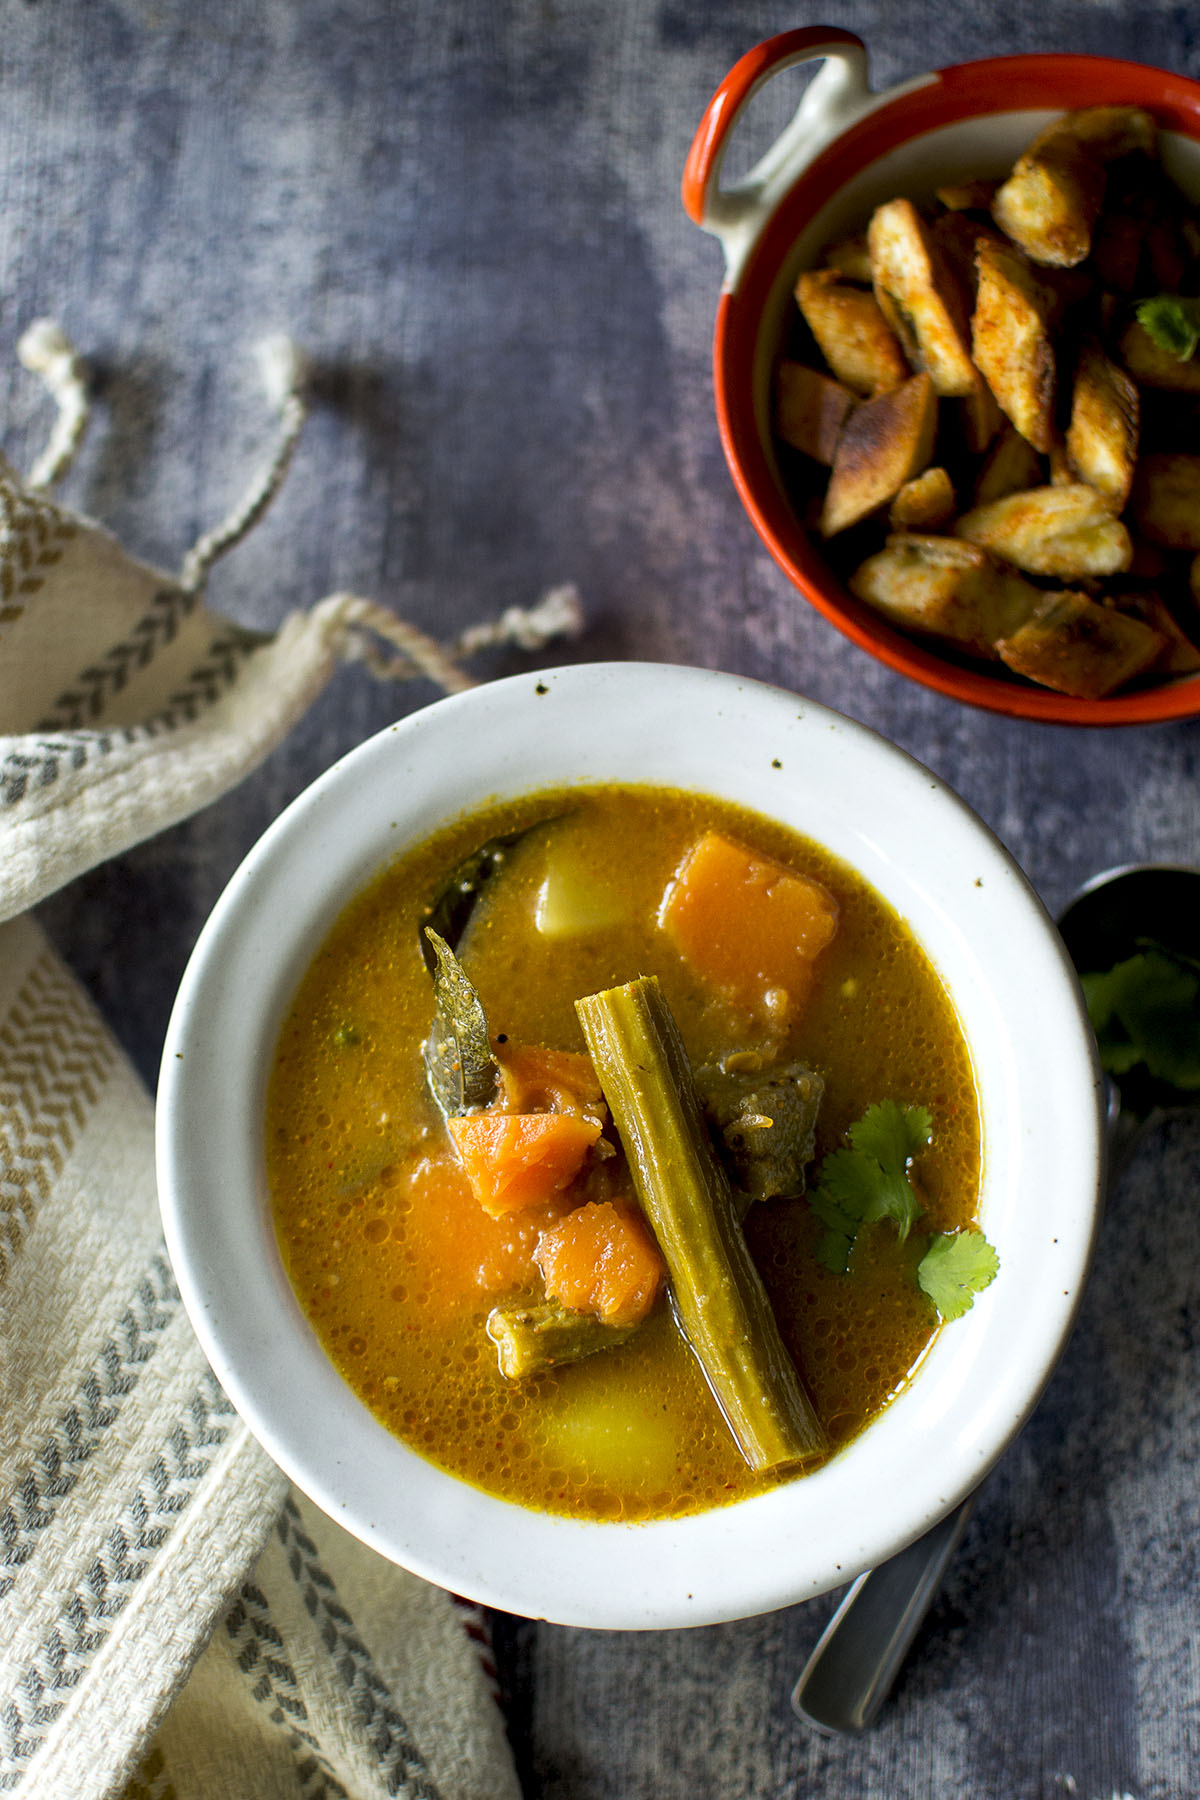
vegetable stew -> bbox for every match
[267,785,985,1522]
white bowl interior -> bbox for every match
[156,663,1103,1628]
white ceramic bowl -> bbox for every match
[156,662,1104,1628]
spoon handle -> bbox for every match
[791,1495,975,1733]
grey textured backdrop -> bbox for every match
[6,3,1198,1796]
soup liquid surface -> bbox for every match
[267,786,980,1521]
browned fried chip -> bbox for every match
[954,484,1133,578]
[992,106,1156,267]
[1118,319,1200,394]
[774,362,856,465]
[971,239,1056,451]
[794,270,909,397]
[996,589,1166,696]
[888,467,956,530]
[974,425,1044,505]
[820,373,937,537]
[1130,453,1200,549]
[849,533,1042,657]
[1065,340,1139,509]
[867,199,978,397]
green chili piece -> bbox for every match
[575,975,827,1476]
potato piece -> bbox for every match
[992,106,1156,267]
[794,270,909,397]
[971,239,1056,451]
[849,533,1043,658]
[1118,318,1200,393]
[974,424,1044,504]
[774,361,856,464]
[889,466,956,530]
[868,199,977,397]
[820,373,937,537]
[995,589,1167,696]
[1130,453,1200,550]
[1065,341,1139,510]
[954,484,1132,578]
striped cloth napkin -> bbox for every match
[0,325,576,1799]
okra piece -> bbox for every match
[486,1298,637,1379]
[575,976,828,1475]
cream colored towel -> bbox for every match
[0,326,576,1799]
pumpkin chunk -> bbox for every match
[448,1111,602,1217]
[535,1199,665,1329]
[659,831,837,1024]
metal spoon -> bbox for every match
[792,863,1200,1734]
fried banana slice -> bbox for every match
[867,199,978,397]
[1111,586,1200,673]
[1118,318,1200,393]
[971,239,1056,451]
[954,484,1133,578]
[1130,453,1200,550]
[795,270,909,397]
[820,373,937,537]
[849,533,1042,658]
[1065,341,1139,510]
[889,466,956,530]
[775,362,856,465]
[974,424,1044,505]
[996,589,1166,696]
[822,233,874,283]
[991,105,1156,267]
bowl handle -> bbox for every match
[682,27,878,286]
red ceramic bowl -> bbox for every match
[684,30,1200,724]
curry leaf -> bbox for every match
[422,928,500,1117]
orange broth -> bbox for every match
[266,784,981,1522]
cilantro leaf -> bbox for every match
[848,1101,931,1238]
[807,1100,932,1268]
[917,1229,1000,1320]
[1135,294,1200,362]
[1081,947,1200,1090]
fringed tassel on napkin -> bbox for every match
[0,323,584,924]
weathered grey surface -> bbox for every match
[9,2,1199,1795]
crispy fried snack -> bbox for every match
[992,106,1156,267]
[1065,341,1139,509]
[1130,453,1200,550]
[849,533,1042,658]
[996,590,1166,696]
[889,466,956,531]
[867,199,978,397]
[794,270,909,397]
[971,238,1057,451]
[820,373,937,537]
[955,484,1133,578]
[774,362,856,465]
[771,102,1200,699]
